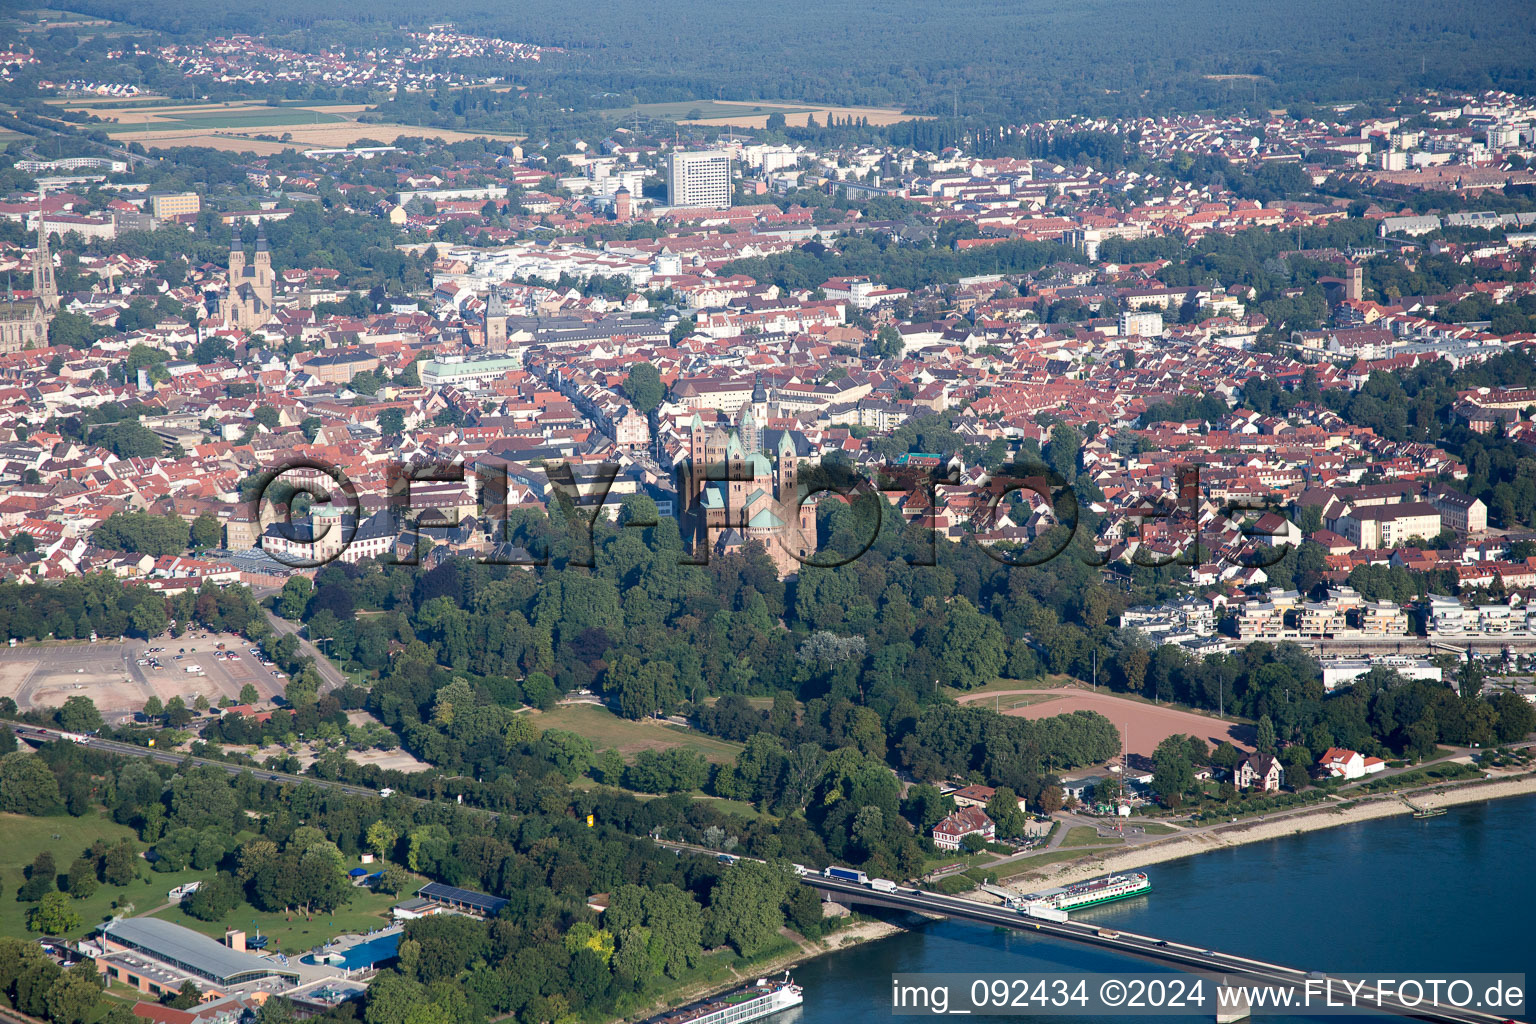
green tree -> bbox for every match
[275,576,313,620]
[94,510,189,556]
[0,752,62,815]
[367,820,400,861]
[28,892,82,935]
[927,598,1006,689]
[165,982,201,1010]
[1151,734,1199,808]
[182,873,241,922]
[985,787,1028,838]
[709,860,789,956]
[56,695,102,734]
[190,514,222,549]
[623,362,665,413]
[62,857,97,900]
[378,408,407,435]
[44,969,103,1024]
[1255,714,1277,755]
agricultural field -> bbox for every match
[53,100,523,155]
[534,702,745,764]
[608,99,921,128]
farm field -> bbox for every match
[1002,690,1254,757]
[54,100,523,155]
[534,702,745,763]
[609,99,922,128]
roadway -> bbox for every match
[650,838,1518,1024]
[257,603,350,692]
[806,877,1518,1024]
[4,720,382,799]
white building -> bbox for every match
[1119,310,1164,338]
[1320,657,1441,692]
[668,150,734,209]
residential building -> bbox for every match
[931,806,996,850]
[1317,746,1387,780]
[149,192,202,220]
[1428,486,1487,533]
[1236,753,1284,792]
[668,151,734,209]
[1336,501,1441,549]
[1118,310,1164,337]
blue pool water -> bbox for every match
[302,931,400,970]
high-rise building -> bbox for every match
[668,151,733,209]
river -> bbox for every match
[782,794,1535,1024]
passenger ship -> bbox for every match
[1024,872,1151,912]
[650,973,803,1024]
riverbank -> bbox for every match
[617,916,913,1024]
[997,769,1536,891]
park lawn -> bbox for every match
[1001,847,1120,880]
[1059,826,1123,848]
[605,788,774,822]
[0,811,214,942]
[149,874,401,955]
[1138,822,1179,835]
[534,703,745,764]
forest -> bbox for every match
[0,736,843,1024]
[22,0,1536,139]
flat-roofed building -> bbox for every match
[93,917,299,996]
[417,881,508,917]
[149,192,201,220]
[668,151,733,210]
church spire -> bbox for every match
[33,189,57,312]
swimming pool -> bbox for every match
[302,931,400,970]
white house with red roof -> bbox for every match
[931,806,996,850]
[1317,747,1386,780]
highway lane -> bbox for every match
[5,720,382,799]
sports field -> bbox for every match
[1001,690,1253,756]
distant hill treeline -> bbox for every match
[61,0,1536,127]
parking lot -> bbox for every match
[0,631,286,717]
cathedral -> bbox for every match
[680,377,813,574]
[219,226,275,331]
[0,213,57,354]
